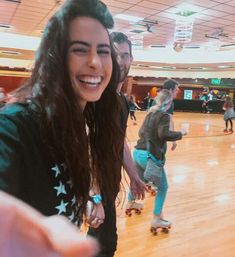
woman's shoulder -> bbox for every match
[0,101,40,126]
[0,102,28,115]
[0,102,33,121]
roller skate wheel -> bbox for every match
[125,210,132,217]
[162,228,169,233]
[150,227,158,236]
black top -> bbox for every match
[135,110,182,161]
[0,103,80,225]
[117,92,129,132]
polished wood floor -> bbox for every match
[115,111,235,257]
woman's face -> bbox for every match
[68,17,112,110]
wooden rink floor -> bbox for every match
[115,111,235,257]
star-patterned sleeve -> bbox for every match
[0,114,23,195]
[51,164,81,226]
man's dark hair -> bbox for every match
[163,79,179,90]
[110,32,132,57]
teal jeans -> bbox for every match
[129,149,168,215]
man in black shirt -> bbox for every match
[88,32,146,257]
[111,31,146,199]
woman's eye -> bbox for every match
[98,50,110,55]
[72,48,87,53]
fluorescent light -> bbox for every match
[114,14,144,23]
[0,50,22,56]
[0,24,13,29]
[0,32,41,51]
[0,58,34,68]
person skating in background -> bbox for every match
[162,79,180,151]
[130,89,187,233]
[223,95,235,133]
[128,95,141,125]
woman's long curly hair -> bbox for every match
[149,89,173,113]
[25,0,124,219]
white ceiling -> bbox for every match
[0,0,235,74]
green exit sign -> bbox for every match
[211,78,221,85]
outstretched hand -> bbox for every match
[130,176,148,200]
[0,191,99,257]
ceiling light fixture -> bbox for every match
[0,24,13,29]
[4,0,21,3]
[0,32,41,50]
[0,50,22,56]
[174,18,194,44]
[176,10,196,17]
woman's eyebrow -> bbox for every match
[69,41,110,49]
[69,40,90,47]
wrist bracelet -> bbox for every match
[89,194,102,205]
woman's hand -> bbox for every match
[0,191,99,257]
[181,128,188,136]
[85,201,105,228]
[130,175,147,200]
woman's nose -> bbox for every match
[87,51,101,69]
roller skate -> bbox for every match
[224,128,233,134]
[125,201,143,217]
[150,217,171,236]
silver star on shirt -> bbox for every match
[55,200,68,215]
[51,165,61,178]
[54,181,66,196]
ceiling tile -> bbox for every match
[137,1,169,11]
[147,0,183,5]
[221,14,235,21]
[108,6,126,15]
[211,18,234,25]
[185,0,220,8]
[226,0,235,6]
[128,5,159,15]
[212,4,235,13]
[123,10,149,19]
[201,9,227,17]
[105,0,140,4]
[101,0,133,9]
[211,0,231,3]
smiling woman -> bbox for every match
[0,0,124,256]
[68,16,113,110]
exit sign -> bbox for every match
[211,78,221,85]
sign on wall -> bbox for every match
[184,89,193,100]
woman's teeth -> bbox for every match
[78,76,102,85]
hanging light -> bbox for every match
[174,17,194,44]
